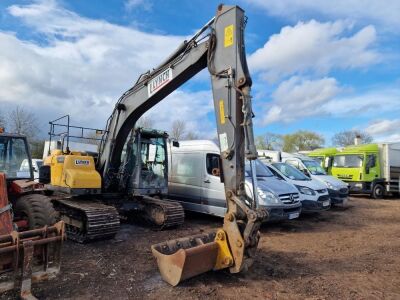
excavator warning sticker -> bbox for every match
[75,159,90,166]
[219,133,229,152]
[219,100,226,124]
[224,24,234,47]
[148,68,173,97]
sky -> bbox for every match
[0,0,399,145]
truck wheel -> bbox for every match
[14,194,58,230]
[372,184,385,199]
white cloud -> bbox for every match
[261,76,341,125]
[361,119,400,142]
[248,20,379,82]
[124,0,153,12]
[0,1,216,136]
[244,0,400,32]
[321,88,400,117]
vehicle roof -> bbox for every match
[171,140,219,153]
[308,147,339,156]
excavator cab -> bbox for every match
[119,128,169,196]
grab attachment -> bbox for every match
[151,229,233,286]
[0,221,65,300]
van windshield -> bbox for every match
[245,160,273,177]
[272,162,310,181]
[302,160,326,175]
[333,154,364,168]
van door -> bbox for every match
[202,153,225,208]
[169,152,204,203]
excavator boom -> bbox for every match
[94,4,266,284]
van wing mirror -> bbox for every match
[172,141,180,147]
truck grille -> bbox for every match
[279,193,300,204]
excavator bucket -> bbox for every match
[151,229,233,286]
[0,221,65,300]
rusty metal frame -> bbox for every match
[0,221,65,300]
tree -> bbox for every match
[30,139,45,159]
[185,131,199,140]
[136,116,154,128]
[255,132,282,150]
[7,106,39,140]
[332,130,373,146]
[170,119,186,140]
[282,130,325,152]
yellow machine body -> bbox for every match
[44,150,101,192]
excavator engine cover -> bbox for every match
[44,150,101,194]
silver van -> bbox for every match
[168,140,302,221]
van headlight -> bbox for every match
[257,188,281,205]
[295,185,316,196]
[324,181,336,190]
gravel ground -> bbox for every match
[3,196,400,300]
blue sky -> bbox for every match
[0,0,399,144]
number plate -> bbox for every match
[322,200,330,207]
[288,212,300,219]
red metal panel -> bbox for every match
[0,173,13,235]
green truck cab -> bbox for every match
[311,143,400,198]
[308,148,339,174]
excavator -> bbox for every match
[41,4,267,285]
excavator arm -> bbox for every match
[98,4,267,284]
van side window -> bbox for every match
[173,153,202,178]
[206,154,220,176]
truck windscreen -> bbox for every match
[0,136,31,179]
[333,155,364,168]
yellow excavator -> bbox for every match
[41,4,267,285]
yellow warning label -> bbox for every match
[219,100,225,124]
[224,24,234,47]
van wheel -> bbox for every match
[14,194,58,230]
[372,184,384,199]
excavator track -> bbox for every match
[141,196,185,229]
[53,199,120,243]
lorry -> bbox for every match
[321,143,400,198]
[168,140,302,221]
[258,150,349,205]
[308,147,339,174]
[264,162,331,212]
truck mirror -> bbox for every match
[324,157,329,168]
[172,141,180,147]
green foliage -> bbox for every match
[282,130,325,152]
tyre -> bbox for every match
[14,194,58,229]
[372,184,385,199]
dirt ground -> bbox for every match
[4,196,400,300]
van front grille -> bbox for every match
[279,193,300,204]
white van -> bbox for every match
[264,162,331,212]
[168,140,302,221]
[259,150,349,205]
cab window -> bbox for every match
[206,153,220,176]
